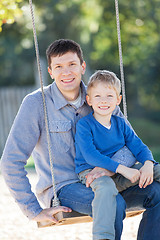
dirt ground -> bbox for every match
[0,170,142,240]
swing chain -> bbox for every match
[29,0,60,207]
[115,0,128,119]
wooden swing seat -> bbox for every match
[37,208,145,228]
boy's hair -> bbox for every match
[46,39,84,68]
[87,70,121,95]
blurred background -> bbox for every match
[0,0,160,162]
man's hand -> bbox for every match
[139,160,154,188]
[85,167,115,187]
[116,164,140,183]
[33,206,72,223]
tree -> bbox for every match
[0,0,160,120]
[0,0,22,32]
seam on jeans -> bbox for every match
[59,197,91,207]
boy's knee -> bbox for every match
[91,176,118,194]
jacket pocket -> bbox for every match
[49,120,72,152]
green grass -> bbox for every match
[25,156,35,169]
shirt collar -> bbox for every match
[51,81,87,110]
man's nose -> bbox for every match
[62,67,71,75]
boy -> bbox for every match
[75,70,160,240]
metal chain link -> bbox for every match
[29,0,60,207]
[115,0,128,119]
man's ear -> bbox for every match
[86,94,92,106]
[81,61,86,75]
[48,67,54,79]
[117,95,122,106]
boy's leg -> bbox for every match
[79,170,118,240]
[57,180,124,240]
[90,176,118,240]
[112,163,160,192]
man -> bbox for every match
[1,39,160,240]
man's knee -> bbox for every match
[144,181,160,208]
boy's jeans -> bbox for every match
[79,170,118,240]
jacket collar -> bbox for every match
[51,81,87,110]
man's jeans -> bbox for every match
[58,181,160,240]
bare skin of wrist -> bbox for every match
[33,206,72,223]
[116,164,140,183]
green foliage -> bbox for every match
[130,117,160,148]
[0,0,160,120]
[0,0,22,32]
[130,117,160,162]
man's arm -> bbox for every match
[1,94,44,219]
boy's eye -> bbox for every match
[95,95,100,98]
[108,95,113,97]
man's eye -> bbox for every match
[55,66,61,69]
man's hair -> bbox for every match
[46,39,84,68]
[87,70,121,96]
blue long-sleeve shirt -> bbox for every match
[75,112,155,174]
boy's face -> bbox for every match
[86,82,122,117]
[48,52,86,100]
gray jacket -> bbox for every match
[1,81,124,220]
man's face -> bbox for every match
[48,52,86,100]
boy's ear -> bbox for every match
[48,67,54,79]
[86,95,92,106]
[117,95,122,105]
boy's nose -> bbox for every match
[101,98,107,103]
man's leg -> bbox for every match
[112,163,142,192]
[57,182,126,239]
[113,163,160,192]
[121,181,160,240]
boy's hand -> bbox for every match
[85,167,115,187]
[116,165,140,183]
[139,160,154,188]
